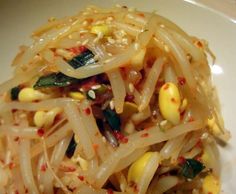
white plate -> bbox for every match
[0,0,235,193]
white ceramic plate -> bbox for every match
[0,0,235,193]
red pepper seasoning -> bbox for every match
[114,131,129,144]
[188,116,195,122]
[78,175,85,181]
[137,13,145,17]
[178,77,186,86]
[195,139,202,148]
[125,94,135,102]
[163,84,169,90]
[146,57,156,68]
[40,163,47,172]
[15,190,19,194]
[84,108,91,115]
[156,80,165,88]
[141,133,149,138]
[9,162,15,170]
[178,156,186,165]
[107,189,114,194]
[14,136,20,142]
[93,144,99,151]
[78,45,87,53]
[37,128,45,137]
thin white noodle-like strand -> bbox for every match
[155,27,196,90]
[139,57,164,111]
[107,70,126,113]
[19,139,39,194]
[64,101,95,159]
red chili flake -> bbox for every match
[146,57,156,68]
[141,133,149,138]
[125,94,135,102]
[14,136,20,142]
[15,190,19,194]
[188,116,195,122]
[93,144,99,151]
[78,45,87,53]
[119,67,128,80]
[84,108,91,115]
[37,128,45,137]
[40,163,47,172]
[163,83,169,90]
[107,189,114,194]
[180,110,185,120]
[9,162,15,169]
[195,41,203,48]
[12,109,18,113]
[178,77,186,86]
[80,77,97,91]
[195,139,202,148]
[66,166,76,172]
[156,80,165,88]
[113,131,129,144]
[68,47,80,55]
[25,187,28,194]
[137,13,145,17]
[78,175,85,181]
[178,156,186,165]
[86,18,94,23]
[195,156,202,162]
[144,127,150,131]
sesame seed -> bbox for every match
[88,90,96,99]
[107,53,113,56]
[201,132,209,140]
[160,24,165,28]
[108,37,116,44]
[160,120,168,127]
[115,4,122,8]
[102,136,107,143]
[128,7,135,12]
[79,88,84,92]
[128,83,134,93]
[109,100,115,110]
[134,43,140,50]
[91,85,101,90]
[82,20,88,26]
[79,29,89,34]
[122,38,128,45]
[164,45,170,52]
[82,12,89,16]
[82,39,89,46]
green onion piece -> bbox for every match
[34,73,80,88]
[181,159,205,179]
[10,86,21,100]
[68,49,95,69]
[66,135,77,158]
[103,109,121,131]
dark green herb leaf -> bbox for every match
[10,86,21,100]
[68,49,95,69]
[181,159,205,179]
[103,109,121,131]
[66,135,77,158]
[34,73,79,88]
